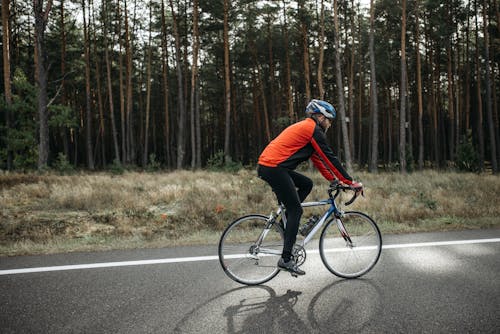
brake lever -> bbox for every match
[344,191,358,206]
[344,189,364,206]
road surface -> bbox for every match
[1,229,499,333]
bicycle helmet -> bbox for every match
[305,99,336,119]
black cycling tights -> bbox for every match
[257,165,313,261]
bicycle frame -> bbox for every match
[265,195,346,249]
[219,183,381,284]
[299,199,338,246]
[256,184,357,258]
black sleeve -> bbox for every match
[312,126,353,183]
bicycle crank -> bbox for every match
[292,244,306,267]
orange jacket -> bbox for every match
[258,118,353,185]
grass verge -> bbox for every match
[1,169,499,256]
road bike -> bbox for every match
[218,180,382,285]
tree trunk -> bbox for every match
[348,0,355,159]
[483,0,498,173]
[283,0,295,123]
[138,61,144,161]
[103,0,120,163]
[59,0,71,161]
[267,13,276,124]
[182,6,189,142]
[299,1,311,103]
[454,35,460,154]
[317,0,325,100]
[399,0,407,173]
[415,0,424,170]
[282,0,294,122]
[190,0,200,169]
[90,1,105,167]
[34,12,39,85]
[195,77,201,168]
[124,0,135,164]
[496,0,500,35]
[434,57,441,166]
[357,8,364,164]
[223,0,231,163]
[493,63,500,164]
[161,0,171,167]
[117,0,126,163]
[250,40,271,142]
[142,2,153,167]
[2,0,13,169]
[34,0,53,169]
[252,75,263,149]
[475,0,485,171]
[333,0,352,171]
[82,0,94,169]
[446,3,455,161]
[169,0,186,168]
[387,89,393,164]
[368,0,379,172]
[464,0,471,132]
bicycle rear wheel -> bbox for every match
[319,211,382,279]
[219,215,284,285]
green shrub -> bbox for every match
[0,69,38,170]
[109,159,125,174]
[146,154,161,172]
[455,131,479,172]
[417,192,437,210]
[206,150,242,172]
[53,153,74,174]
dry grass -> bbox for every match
[1,169,499,256]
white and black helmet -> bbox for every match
[305,99,336,119]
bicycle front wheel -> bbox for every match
[319,211,382,279]
[218,215,284,285]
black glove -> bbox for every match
[350,181,363,195]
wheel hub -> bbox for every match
[248,245,260,261]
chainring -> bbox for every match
[292,244,306,267]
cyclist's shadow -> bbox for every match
[223,288,307,334]
[306,279,383,332]
[173,279,381,333]
[172,286,307,333]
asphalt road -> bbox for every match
[1,229,499,333]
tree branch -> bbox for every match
[47,71,73,107]
[43,0,53,23]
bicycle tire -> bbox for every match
[319,211,382,279]
[218,215,284,285]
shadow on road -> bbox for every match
[172,279,382,333]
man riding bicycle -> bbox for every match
[257,99,363,276]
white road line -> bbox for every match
[382,238,500,249]
[0,255,219,276]
[1,238,499,276]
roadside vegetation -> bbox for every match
[1,169,499,256]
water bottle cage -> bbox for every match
[299,215,319,236]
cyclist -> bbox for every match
[257,99,363,276]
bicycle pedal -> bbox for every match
[290,272,298,278]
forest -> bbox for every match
[0,0,499,173]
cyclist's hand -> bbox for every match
[350,181,364,196]
[329,179,340,188]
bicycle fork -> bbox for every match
[248,214,281,262]
[336,218,354,247]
